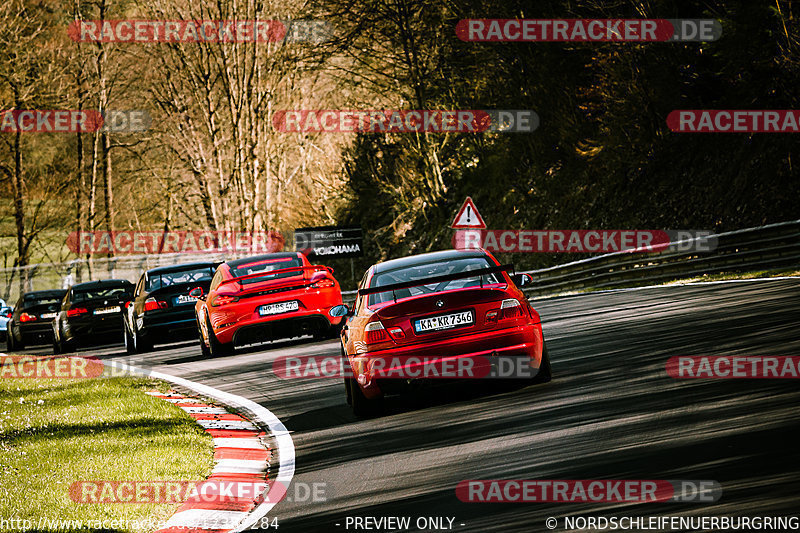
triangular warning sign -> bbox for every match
[451,197,486,229]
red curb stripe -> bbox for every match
[205,429,262,438]
[190,413,249,421]
[214,449,270,461]
[149,392,271,533]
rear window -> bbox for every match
[146,266,215,291]
[368,257,501,305]
[72,285,132,303]
[23,295,63,308]
[229,257,303,285]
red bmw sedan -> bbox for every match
[333,249,550,416]
[194,252,344,356]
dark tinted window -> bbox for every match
[23,295,63,308]
[72,285,132,303]
[229,257,303,285]
[146,267,215,291]
[368,257,500,305]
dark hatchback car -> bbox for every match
[5,290,66,350]
[53,280,134,353]
[124,262,217,353]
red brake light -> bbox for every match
[210,294,239,307]
[67,308,88,318]
[144,298,168,312]
[311,278,335,289]
[500,299,523,320]
[365,321,388,343]
[19,312,37,322]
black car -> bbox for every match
[124,262,216,353]
[5,290,66,350]
[53,280,134,353]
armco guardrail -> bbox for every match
[4,221,798,305]
[519,220,800,297]
[340,220,800,303]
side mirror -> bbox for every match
[510,273,533,288]
[328,304,351,318]
[189,287,204,300]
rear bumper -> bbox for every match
[140,313,198,343]
[231,314,336,346]
[211,288,343,345]
[66,318,125,346]
[351,322,544,399]
[18,323,55,344]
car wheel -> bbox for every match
[206,314,233,357]
[124,324,136,355]
[342,347,352,406]
[531,342,552,384]
[349,377,381,417]
[133,326,153,353]
[197,317,210,358]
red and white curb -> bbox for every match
[103,360,295,533]
[146,391,270,532]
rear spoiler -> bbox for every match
[358,263,514,296]
[220,265,332,287]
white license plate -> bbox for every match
[40,312,57,319]
[175,294,197,305]
[258,300,299,316]
[414,310,474,333]
[93,306,120,315]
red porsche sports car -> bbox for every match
[332,249,550,416]
[193,252,344,357]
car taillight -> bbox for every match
[365,321,388,343]
[500,299,523,319]
[19,312,37,322]
[311,278,335,288]
[4,311,12,318]
[387,326,405,340]
[486,299,523,324]
[210,294,239,307]
[67,308,88,318]
[144,298,168,311]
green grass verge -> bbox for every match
[0,376,213,532]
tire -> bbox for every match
[197,317,211,358]
[206,314,233,357]
[342,347,352,406]
[52,338,62,354]
[133,326,153,353]
[531,342,552,384]
[124,324,136,355]
[6,331,14,352]
[16,335,26,351]
[349,377,381,417]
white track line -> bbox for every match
[104,359,294,533]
